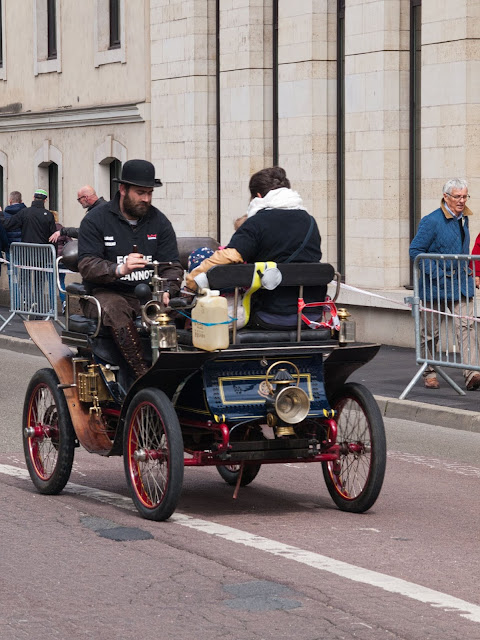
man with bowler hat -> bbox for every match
[78,159,183,378]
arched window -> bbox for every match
[0,165,4,208]
[94,135,127,199]
[0,150,7,208]
[48,162,58,211]
[34,142,63,215]
[109,158,122,199]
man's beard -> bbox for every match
[123,191,150,219]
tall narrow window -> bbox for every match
[336,0,345,277]
[48,163,58,211]
[409,0,422,275]
[0,0,3,69]
[47,0,57,59]
[0,166,4,208]
[109,0,120,49]
[109,159,121,199]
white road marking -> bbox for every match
[388,451,480,478]
[2,462,480,624]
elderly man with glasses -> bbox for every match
[49,186,106,244]
[410,178,480,390]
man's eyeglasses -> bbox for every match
[445,193,470,201]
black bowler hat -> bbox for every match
[113,159,163,188]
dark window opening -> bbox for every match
[336,0,345,279]
[408,0,422,285]
[47,0,57,60]
[110,159,122,199]
[0,166,4,208]
[0,0,3,68]
[48,163,58,212]
[109,0,121,49]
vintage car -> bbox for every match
[22,239,386,520]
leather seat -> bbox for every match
[177,326,332,346]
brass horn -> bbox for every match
[141,299,167,326]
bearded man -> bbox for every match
[78,159,183,377]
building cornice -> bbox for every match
[0,102,147,132]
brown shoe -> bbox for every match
[466,372,480,391]
[424,376,440,389]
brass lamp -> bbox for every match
[264,361,310,437]
[337,307,356,345]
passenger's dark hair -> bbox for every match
[248,166,291,199]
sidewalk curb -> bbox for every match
[0,333,41,357]
[375,395,480,433]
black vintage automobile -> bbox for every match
[22,240,386,521]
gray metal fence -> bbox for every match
[401,252,480,398]
[0,242,60,333]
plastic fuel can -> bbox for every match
[192,289,229,351]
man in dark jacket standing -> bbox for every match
[1,191,26,282]
[0,191,26,244]
[2,189,56,243]
[78,160,183,378]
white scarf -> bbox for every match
[246,187,307,218]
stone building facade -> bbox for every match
[0,0,478,344]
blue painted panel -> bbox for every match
[201,354,331,421]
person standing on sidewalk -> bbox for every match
[409,178,480,391]
[1,189,56,243]
[49,185,106,243]
[0,191,26,285]
[1,189,56,312]
[0,190,26,244]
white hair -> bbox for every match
[443,178,468,194]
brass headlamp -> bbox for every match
[264,361,310,437]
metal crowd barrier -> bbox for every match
[0,242,61,333]
[400,253,480,399]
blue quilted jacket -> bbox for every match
[409,201,474,301]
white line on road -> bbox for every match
[2,462,480,625]
[388,451,480,478]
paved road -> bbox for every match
[1,349,480,639]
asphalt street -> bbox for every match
[1,346,480,639]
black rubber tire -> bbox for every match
[23,368,75,494]
[123,388,184,521]
[323,382,386,513]
[216,463,261,487]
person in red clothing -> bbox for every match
[471,232,480,288]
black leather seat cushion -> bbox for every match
[176,326,332,346]
[68,314,108,336]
